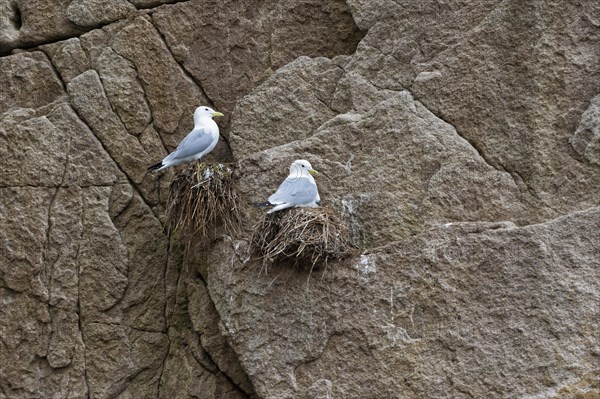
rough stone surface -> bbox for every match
[409,0,600,217]
[151,0,364,128]
[0,0,84,54]
[40,38,92,84]
[571,93,600,166]
[233,79,528,245]
[67,0,136,28]
[206,209,600,398]
[1,0,599,398]
[0,51,65,114]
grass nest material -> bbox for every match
[251,207,354,269]
[166,162,240,243]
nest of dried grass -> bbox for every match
[166,163,240,243]
[251,207,354,269]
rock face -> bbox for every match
[0,1,598,399]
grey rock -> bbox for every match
[187,277,255,395]
[46,186,84,311]
[232,73,526,245]
[107,17,210,145]
[0,0,84,54]
[410,0,600,217]
[47,308,80,368]
[205,208,600,398]
[40,38,93,84]
[67,0,136,28]
[84,323,168,398]
[230,57,342,156]
[151,0,270,117]
[0,110,70,187]
[0,101,120,188]
[0,187,53,296]
[1,0,599,398]
[571,94,600,166]
[267,0,364,68]
[67,69,164,206]
[151,0,363,134]
[0,51,65,114]
[96,47,152,136]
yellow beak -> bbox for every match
[212,111,224,117]
[309,169,319,176]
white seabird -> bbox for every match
[257,160,321,213]
[148,106,223,172]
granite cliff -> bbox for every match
[1,0,599,398]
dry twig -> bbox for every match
[251,207,354,270]
[166,163,241,245]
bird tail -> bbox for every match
[254,201,273,208]
[147,161,163,172]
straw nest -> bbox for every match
[251,207,354,269]
[166,163,240,243]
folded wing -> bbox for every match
[268,177,318,206]
[164,126,216,163]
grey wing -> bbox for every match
[268,177,318,206]
[167,127,216,161]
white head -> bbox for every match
[289,159,319,178]
[193,106,224,125]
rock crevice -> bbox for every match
[1,0,599,398]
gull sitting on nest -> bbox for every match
[256,160,320,213]
[148,106,223,172]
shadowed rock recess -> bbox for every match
[0,0,598,398]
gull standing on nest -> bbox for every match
[256,160,320,213]
[148,106,223,172]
